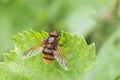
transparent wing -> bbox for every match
[54,45,69,71]
[22,41,45,59]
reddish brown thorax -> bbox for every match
[45,31,59,49]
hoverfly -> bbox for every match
[22,31,69,71]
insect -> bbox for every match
[22,31,69,71]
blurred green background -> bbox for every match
[0,0,120,80]
[0,0,119,54]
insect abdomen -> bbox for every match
[42,48,55,64]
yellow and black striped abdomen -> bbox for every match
[42,47,55,64]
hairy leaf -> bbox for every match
[0,30,96,80]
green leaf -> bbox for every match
[0,30,96,80]
[83,29,120,80]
